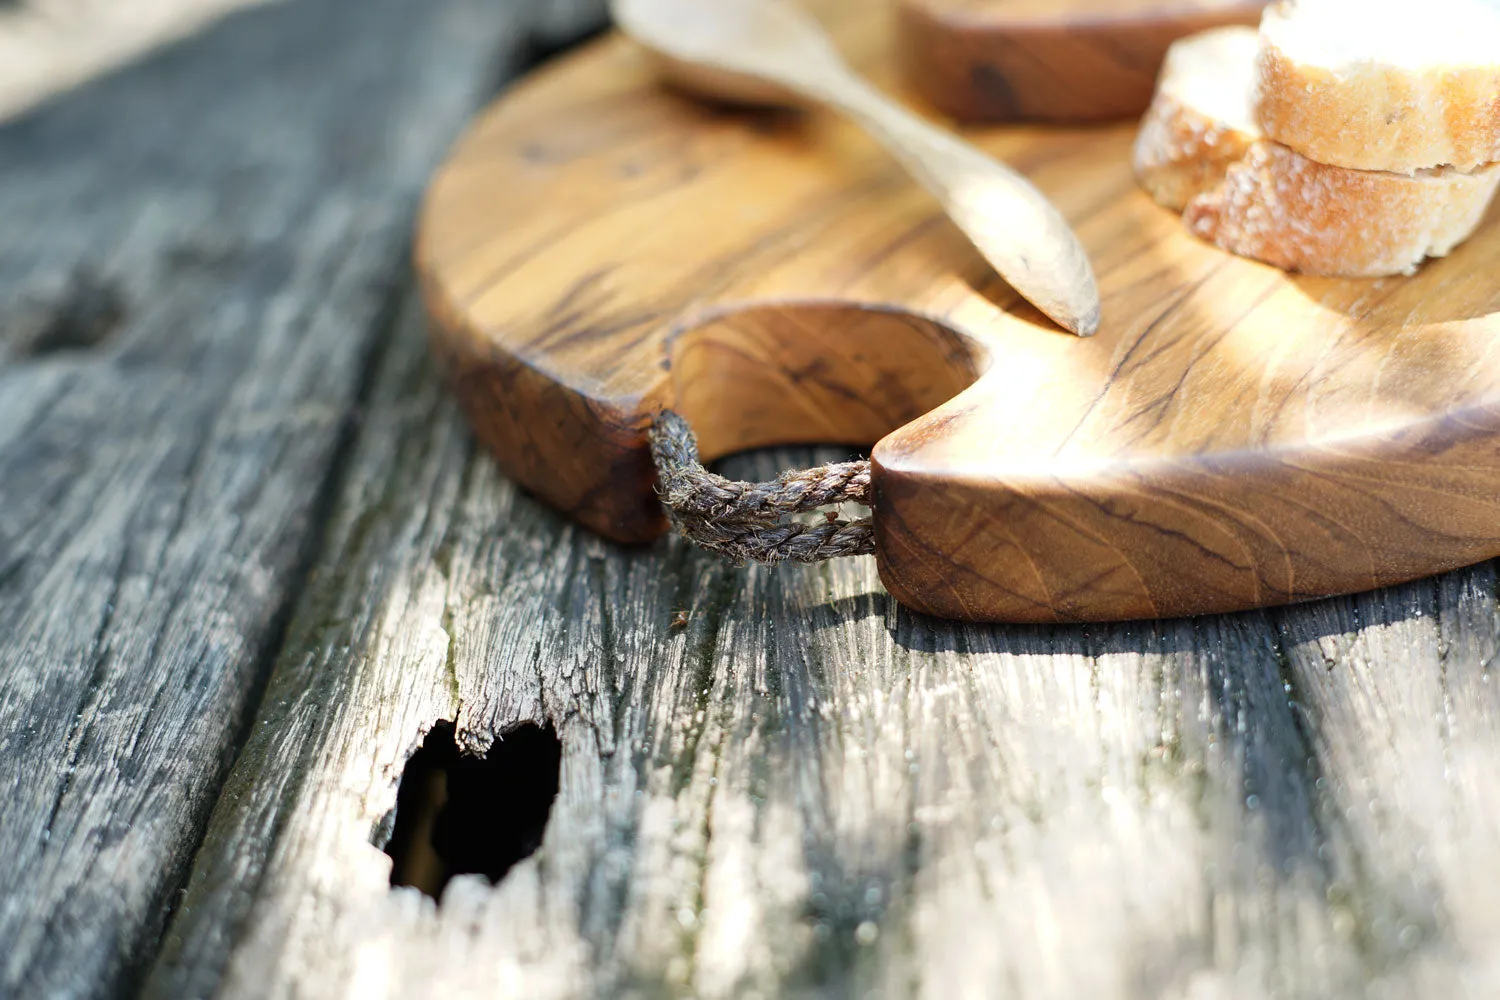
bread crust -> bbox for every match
[1183,143,1500,276]
[1134,90,1257,212]
[1255,8,1500,173]
[1135,27,1500,277]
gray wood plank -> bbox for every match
[1270,578,1500,995]
[146,273,1500,997]
[0,0,271,123]
[0,1,598,996]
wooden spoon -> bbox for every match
[610,0,1102,336]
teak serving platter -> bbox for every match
[417,0,1500,623]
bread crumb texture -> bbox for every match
[1184,144,1500,276]
[1136,23,1500,276]
[1134,26,1261,210]
[1255,0,1500,172]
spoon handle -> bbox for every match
[608,0,1100,335]
[805,72,1100,336]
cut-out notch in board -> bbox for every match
[417,1,1500,622]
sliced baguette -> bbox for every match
[1134,27,1262,212]
[1185,144,1500,276]
[1135,26,1500,277]
[1255,0,1500,173]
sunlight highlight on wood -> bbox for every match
[419,4,1500,623]
[611,0,1100,335]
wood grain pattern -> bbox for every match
[897,0,1269,122]
[613,0,1100,334]
[418,0,1500,623]
[14,4,1500,997]
[0,0,272,123]
[0,0,597,997]
[148,289,1500,999]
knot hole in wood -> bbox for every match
[379,721,562,901]
[5,268,125,360]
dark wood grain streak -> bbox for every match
[419,1,1500,622]
[6,4,1498,997]
[144,294,1500,996]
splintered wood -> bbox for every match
[152,307,1500,998]
[5,0,1500,997]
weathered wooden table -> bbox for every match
[4,2,1500,998]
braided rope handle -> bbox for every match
[647,410,875,563]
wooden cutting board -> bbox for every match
[897,0,1268,121]
[416,2,1500,623]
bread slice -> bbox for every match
[1255,0,1500,173]
[1185,145,1500,276]
[1134,27,1262,212]
[1135,26,1500,277]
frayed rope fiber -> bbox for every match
[647,410,875,564]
